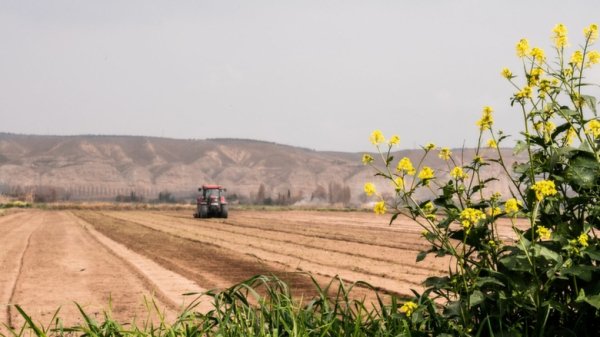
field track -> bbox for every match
[1,208,464,329]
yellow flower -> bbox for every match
[422,201,435,214]
[486,139,498,149]
[578,233,589,247]
[362,154,374,165]
[450,166,467,180]
[553,23,568,48]
[571,50,583,68]
[460,208,486,230]
[393,177,404,190]
[438,147,452,160]
[586,50,600,67]
[584,23,598,44]
[501,67,513,79]
[424,142,436,151]
[370,130,385,145]
[504,198,522,214]
[531,180,558,201]
[516,86,532,100]
[373,201,386,215]
[530,47,546,62]
[487,207,502,218]
[418,166,435,183]
[565,127,577,145]
[528,67,544,86]
[364,182,376,196]
[516,38,530,57]
[400,301,418,316]
[396,157,416,175]
[388,135,400,145]
[536,226,552,240]
[586,120,600,138]
[476,106,494,131]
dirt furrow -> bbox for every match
[99,212,436,295]
[73,211,320,297]
[106,212,444,281]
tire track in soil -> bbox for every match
[73,211,321,299]
[106,212,443,283]
[0,212,44,329]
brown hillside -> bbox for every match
[0,133,524,204]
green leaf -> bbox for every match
[565,153,600,189]
[469,290,485,307]
[416,250,428,262]
[577,289,600,309]
[582,95,598,114]
[583,248,600,261]
[475,276,505,288]
[562,265,596,282]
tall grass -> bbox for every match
[2,275,426,337]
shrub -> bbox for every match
[365,23,600,336]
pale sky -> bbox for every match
[1,1,599,152]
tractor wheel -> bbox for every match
[199,205,208,218]
[220,205,228,219]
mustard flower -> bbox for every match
[586,50,600,67]
[438,147,452,160]
[487,207,502,218]
[418,166,435,183]
[504,198,522,214]
[516,38,530,57]
[424,142,436,151]
[553,23,568,48]
[364,182,376,196]
[393,177,404,190]
[362,154,374,165]
[586,120,600,138]
[531,180,558,201]
[578,233,589,247]
[373,200,386,215]
[476,106,494,131]
[396,157,416,175]
[564,127,577,145]
[400,301,418,316]
[491,192,502,201]
[388,135,400,145]
[584,23,598,44]
[528,67,543,86]
[486,139,498,149]
[422,201,435,214]
[571,50,583,68]
[501,67,513,79]
[536,226,552,240]
[530,47,546,62]
[370,130,385,145]
[460,208,486,230]
[450,166,467,180]
[516,86,533,99]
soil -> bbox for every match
[0,208,524,330]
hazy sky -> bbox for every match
[1,1,600,152]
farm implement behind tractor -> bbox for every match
[194,184,228,219]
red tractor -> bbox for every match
[194,184,228,219]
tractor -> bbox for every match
[194,184,228,218]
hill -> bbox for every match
[0,133,523,205]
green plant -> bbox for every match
[365,23,600,336]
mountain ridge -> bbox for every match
[0,133,523,204]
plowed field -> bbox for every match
[1,208,474,330]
